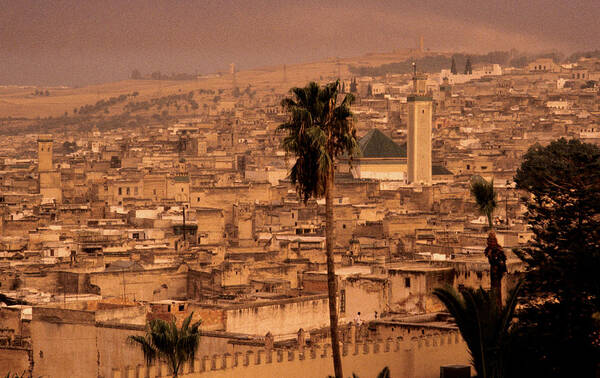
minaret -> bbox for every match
[38,135,53,172]
[38,135,62,202]
[407,63,432,185]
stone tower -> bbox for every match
[407,67,432,185]
[38,135,62,202]
[38,135,53,172]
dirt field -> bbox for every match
[0,48,426,119]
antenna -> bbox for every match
[412,62,417,76]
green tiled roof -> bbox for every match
[359,129,407,158]
[432,165,453,175]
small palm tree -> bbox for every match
[470,176,507,308]
[470,175,496,230]
[433,283,522,378]
[128,312,201,377]
[279,80,358,378]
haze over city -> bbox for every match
[2,0,599,85]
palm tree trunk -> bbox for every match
[486,231,504,310]
[326,167,343,378]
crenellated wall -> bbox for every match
[109,329,468,378]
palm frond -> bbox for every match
[470,175,497,229]
[129,313,202,377]
[278,81,357,203]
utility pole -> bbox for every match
[122,268,126,301]
[182,205,186,243]
[505,180,510,227]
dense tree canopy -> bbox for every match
[512,138,600,377]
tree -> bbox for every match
[128,312,201,377]
[131,69,142,80]
[512,138,600,377]
[470,176,506,309]
[433,283,522,378]
[451,56,457,74]
[366,83,373,97]
[349,77,357,93]
[278,81,358,378]
[465,57,473,74]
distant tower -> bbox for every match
[407,63,432,185]
[38,135,62,202]
[38,136,53,172]
[230,63,237,89]
[283,64,287,83]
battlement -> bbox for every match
[110,328,468,378]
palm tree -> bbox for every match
[128,312,201,377]
[470,176,507,309]
[433,282,522,378]
[279,80,358,378]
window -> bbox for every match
[126,187,130,195]
[340,289,346,313]
[342,224,346,229]
[178,304,185,311]
[405,277,411,288]
[153,189,157,195]
[134,187,138,195]
[466,164,470,170]
[422,109,425,114]
[118,187,122,195]
[481,166,487,170]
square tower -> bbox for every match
[37,135,54,172]
[407,74,432,185]
[37,135,62,202]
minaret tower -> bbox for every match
[38,135,62,202]
[407,63,432,185]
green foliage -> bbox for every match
[4,371,25,378]
[567,49,600,62]
[433,283,522,378]
[131,69,142,80]
[376,367,390,378]
[327,367,390,378]
[348,50,565,77]
[349,78,357,93]
[464,57,473,74]
[512,138,600,377]
[129,312,201,377]
[470,176,497,229]
[450,56,457,74]
[277,80,358,202]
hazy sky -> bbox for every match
[1,0,598,86]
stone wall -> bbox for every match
[224,295,330,336]
[109,329,469,378]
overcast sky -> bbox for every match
[1,0,598,86]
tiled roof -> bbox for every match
[359,129,407,158]
[432,165,453,175]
